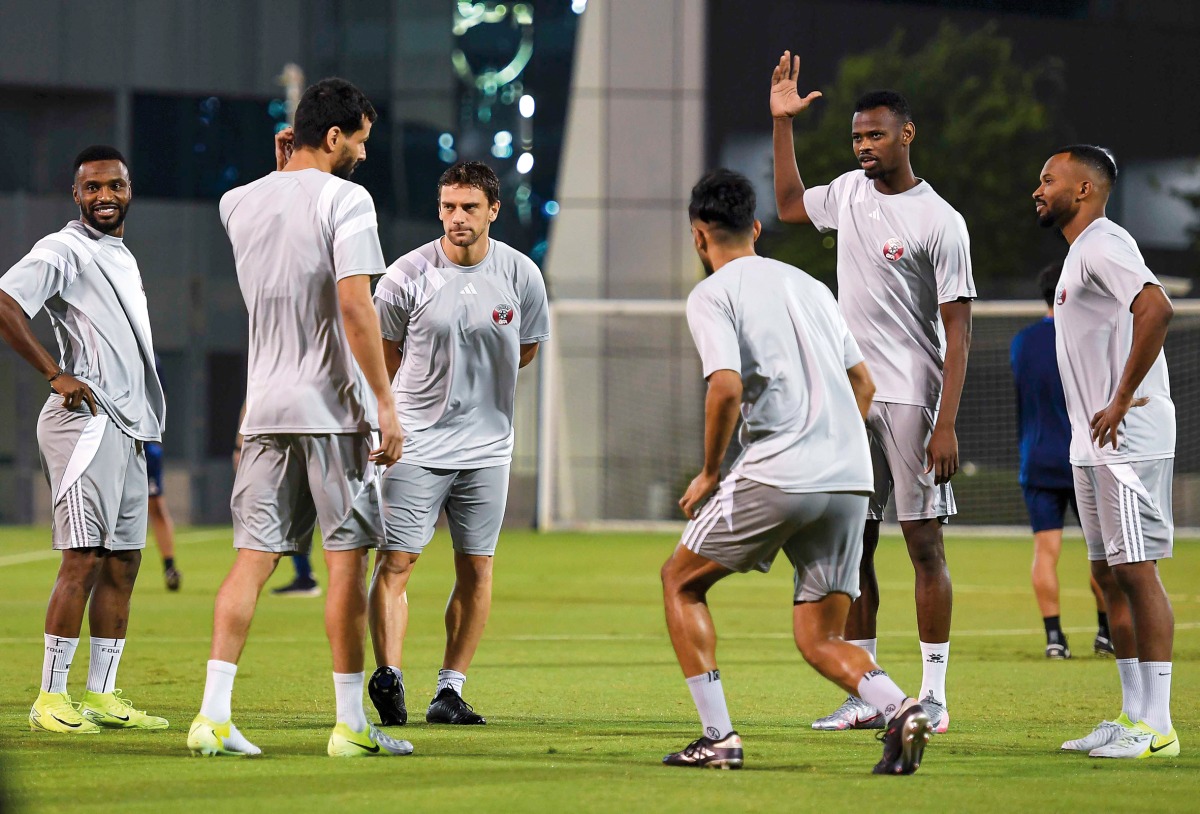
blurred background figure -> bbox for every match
[1010,263,1112,659]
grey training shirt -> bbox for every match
[804,170,976,409]
[0,220,165,441]
[375,237,549,468]
[1054,217,1175,466]
[686,255,873,495]
[220,170,386,435]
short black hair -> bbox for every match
[1054,144,1118,188]
[688,169,757,239]
[854,90,912,123]
[293,78,377,149]
[1037,262,1062,307]
[438,161,501,206]
[73,145,128,176]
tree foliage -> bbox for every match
[763,22,1066,292]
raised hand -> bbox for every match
[274,126,295,171]
[770,51,823,119]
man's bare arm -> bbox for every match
[1090,284,1173,449]
[337,275,403,465]
[519,342,539,369]
[0,290,97,415]
[679,370,743,520]
[382,340,403,382]
[770,51,822,224]
[927,299,972,483]
[846,361,875,421]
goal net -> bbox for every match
[538,299,1200,532]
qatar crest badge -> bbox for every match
[493,303,515,325]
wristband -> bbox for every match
[47,368,66,383]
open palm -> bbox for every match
[770,51,822,118]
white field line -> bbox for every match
[0,529,228,568]
[0,622,1198,647]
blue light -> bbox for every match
[543,200,560,216]
[438,132,455,149]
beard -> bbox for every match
[445,226,484,248]
[1036,201,1065,229]
[82,202,128,234]
[332,152,361,180]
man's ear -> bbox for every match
[324,126,342,153]
[902,121,916,146]
[751,220,762,242]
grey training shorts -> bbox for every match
[1074,459,1174,566]
[678,474,867,603]
[379,462,510,556]
[231,433,384,554]
[866,401,956,522]
[37,398,148,551]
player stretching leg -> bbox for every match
[0,147,168,734]
[366,161,549,727]
[771,52,974,733]
[187,79,410,758]
[660,170,932,774]
[1033,145,1179,759]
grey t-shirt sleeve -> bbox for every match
[519,262,550,343]
[331,185,386,280]
[0,241,75,318]
[374,274,412,347]
[801,173,849,233]
[930,210,977,303]
[1086,233,1162,309]
[686,283,741,378]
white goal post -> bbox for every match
[537,298,1200,534]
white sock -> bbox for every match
[1116,658,1144,722]
[199,660,238,722]
[437,669,467,697]
[919,641,950,706]
[333,672,368,731]
[1139,661,1172,733]
[849,638,878,661]
[41,634,79,694]
[223,722,262,755]
[856,668,907,722]
[85,637,125,694]
[686,669,734,740]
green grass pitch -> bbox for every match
[1,526,1198,812]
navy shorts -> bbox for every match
[1022,485,1076,533]
[146,441,164,497]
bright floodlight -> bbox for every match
[516,152,534,174]
[519,94,535,118]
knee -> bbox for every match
[661,559,698,600]
[794,631,836,669]
[907,536,946,571]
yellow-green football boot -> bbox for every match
[1090,721,1181,759]
[327,722,414,757]
[29,691,101,734]
[80,689,168,729]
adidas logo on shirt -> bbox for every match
[868,207,882,221]
[461,283,478,295]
